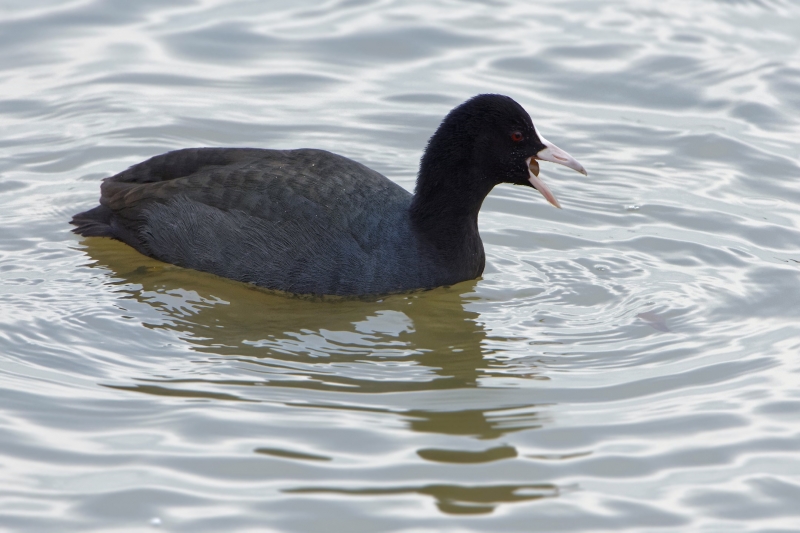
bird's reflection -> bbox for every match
[81,237,561,514]
[286,483,561,515]
[84,237,493,385]
[83,236,547,438]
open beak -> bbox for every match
[527,131,588,209]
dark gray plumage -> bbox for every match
[72,94,587,296]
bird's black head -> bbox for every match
[416,94,586,210]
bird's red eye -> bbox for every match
[511,131,524,142]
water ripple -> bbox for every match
[1,0,800,531]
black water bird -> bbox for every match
[71,94,587,296]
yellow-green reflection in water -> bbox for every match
[74,236,569,517]
[286,483,561,515]
[82,235,527,395]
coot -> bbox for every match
[72,94,587,296]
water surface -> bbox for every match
[1,0,800,531]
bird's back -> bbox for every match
[73,148,436,295]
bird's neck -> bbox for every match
[409,185,486,234]
[412,154,493,220]
[409,162,493,275]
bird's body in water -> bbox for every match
[71,94,587,296]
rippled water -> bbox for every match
[2,0,800,531]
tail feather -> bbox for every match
[70,205,114,237]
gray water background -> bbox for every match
[1,0,800,531]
